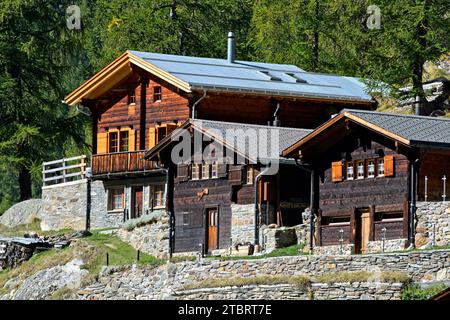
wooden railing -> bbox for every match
[42,155,87,186]
[91,151,155,176]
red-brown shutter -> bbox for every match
[384,155,395,177]
[331,161,343,182]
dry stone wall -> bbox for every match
[77,249,450,300]
[416,201,450,247]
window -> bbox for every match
[128,91,136,105]
[378,159,385,176]
[153,86,162,102]
[183,212,190,226]
[108,132,118,153]
[153,184,166,208]
[346,162,354,180]
[108,130,131,153]
[192,163,200,180]
[119,130,129,152]
[108,188,124,211]
[246,167,254,185]
[157,126,167,142]
[368,160,375,178]
[211,162,218,179]
[357,161,364,179]
[202,163,210,180]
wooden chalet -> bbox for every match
[283,110,450,254]
[63,33,376,254]
[144,119,312,254]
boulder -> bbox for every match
[13,258,88,300]
[0,199,42,228]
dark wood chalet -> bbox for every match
[63,34,376,254]
[283,110,450,253]
[145,119,312,254]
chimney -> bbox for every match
[227,32,235,63]
[415,95,423,116]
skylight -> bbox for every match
[258,71,282,81]
[285,73,307,83]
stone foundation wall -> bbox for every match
[416,201,450,248]
[231,204,254,245]
[117,211,170,259]
[41,180,88,231]
[365,239,408,254]
[40,180,122,231]
[311,282,403,300]
[77,249,450,300]
[314,244,355,255]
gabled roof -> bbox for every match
[145,119,312,163]
[283,110,450,157]
[64,50,374,106]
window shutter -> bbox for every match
[97,132,108,154]
[228,165,243,185]
[148,127,156,149]
[384,155,395,177]
[128,129,135,151]
[331,161,343,182]
[218,163,228,178]
[177,164,190,182]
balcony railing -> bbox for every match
[91,151,155,176]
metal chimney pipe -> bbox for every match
[227,32,235,63]
[415,95,422,116]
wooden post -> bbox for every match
[369,205,375,241]
[316,209,322,246]
[62,158,66,183]
[350,207,357,244]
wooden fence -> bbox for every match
[42,155,87,187]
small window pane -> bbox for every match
[109,188,124,210]
[246,167,253,185]
[153,184,166,208]
[378,159,385,176]
[154,86,162,102]
[368,160,375,178]
[346,162,354,180]
[128,92,136,104]
[119,131,129,152]
[211,162,218,179]
[202,163,210,179]
[357,161,364,179]
[192,163,200,180]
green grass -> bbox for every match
[401,283,448,300]
[215,243,307,261]
[0,231,164,296]
[314,271,410,284]
[183,275,311,291]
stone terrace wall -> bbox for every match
[231,204,254,246]
[173,282,403,300]
[78,249,450,300]
[416,201,450,247]
[117,212,170,259]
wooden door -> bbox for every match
[360,211,371,254]
[207,208,218,253]
[354,209,370,254]
[132,186,143,219]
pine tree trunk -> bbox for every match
[18,164,32,201]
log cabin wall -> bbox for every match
[318,141,410,246]
[196,94,372,129]
[418,150,450,201]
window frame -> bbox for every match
[192,163,200,180]
[367,159,375,178]
[211,162,218,179]
[152,184,166,209]
[128,91,136,105]
[201,163,210,180]
[356,161,365,180]
[346,162,354,180]
[246,166,254,185]
[378,158,385,177]
[153,86,162,102]
[108,187,125,212]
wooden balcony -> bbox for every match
[91,151,156,177]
